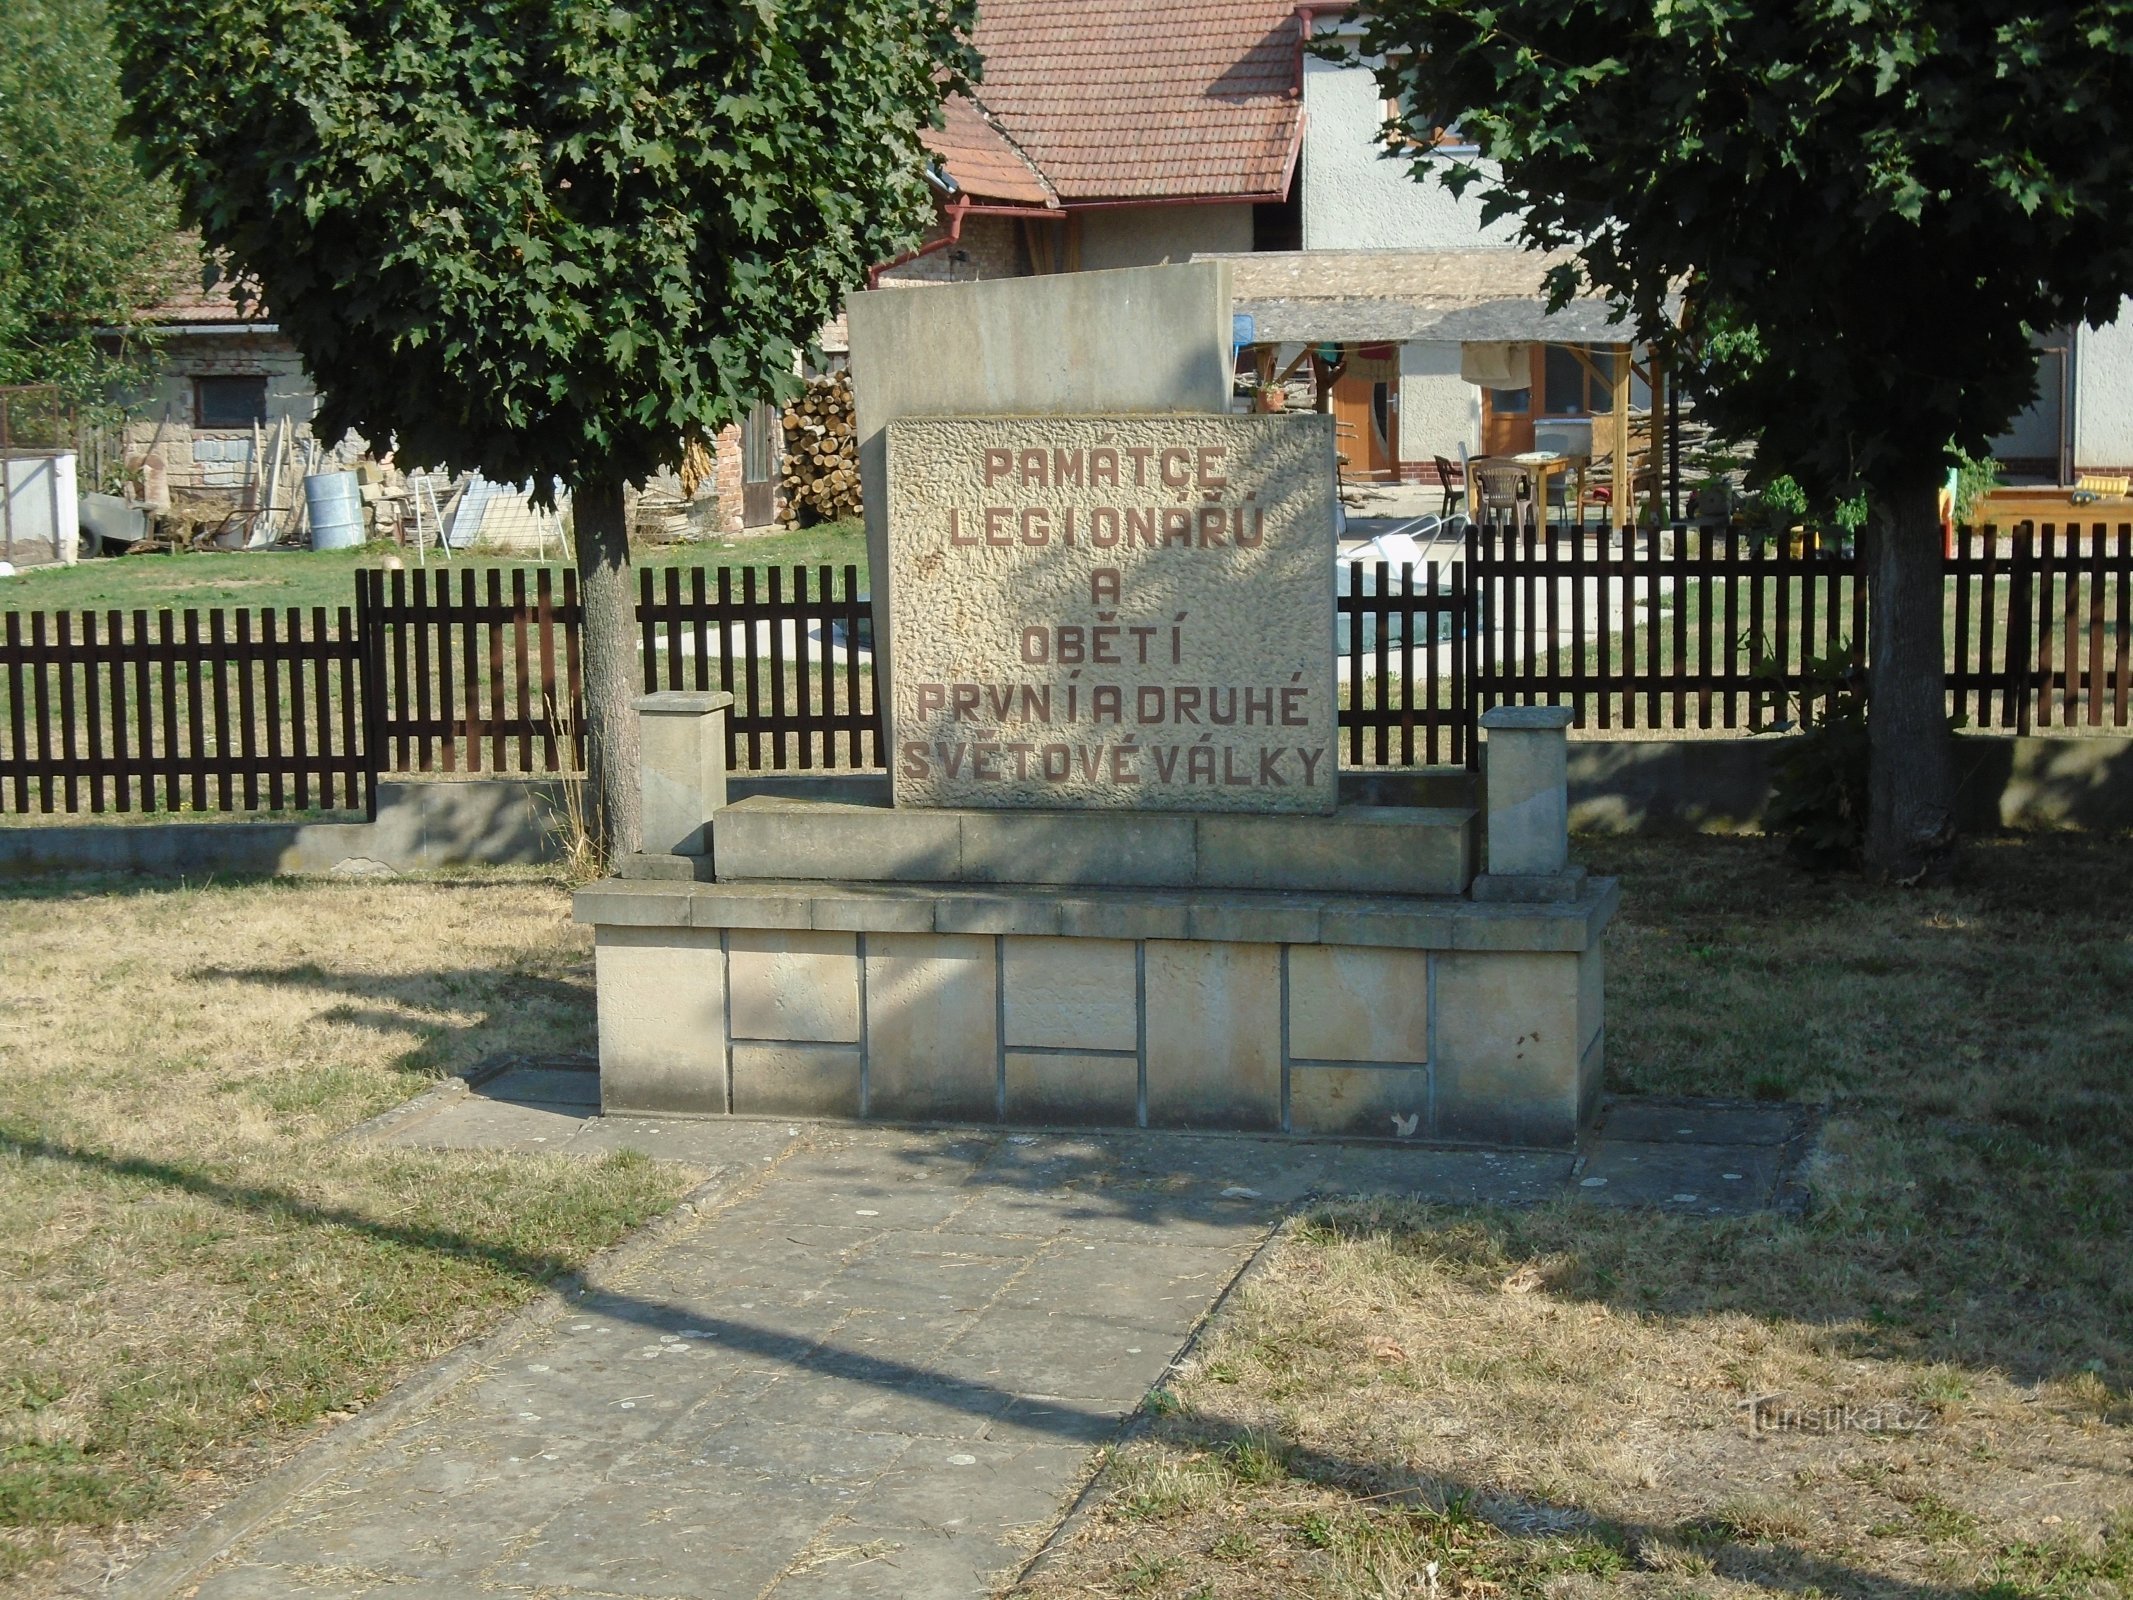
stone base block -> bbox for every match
[711,795,1476,896]
[1470,867,1588,904]
[581,878,1615,1147]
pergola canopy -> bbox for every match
[1199,248,1675,347]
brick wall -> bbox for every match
[876,215,1033,285]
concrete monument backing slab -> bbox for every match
[883,413,1338,812]
[849,262,1235,692]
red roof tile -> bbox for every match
[929,0,1303,204]
[930,94,1057,207]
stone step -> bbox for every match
[575,873,1615,951]
[708,795,1477,897]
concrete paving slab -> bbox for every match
[477,1065,602,1107]
[569,1115,799,1166]
[145,1097,1816,1600]
[1575,1139,1789,1212]
[1323,1145,1574,1203]
[1597,1097,1807,1147]
[372,1096,594,1151]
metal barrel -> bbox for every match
[304,471,365,550]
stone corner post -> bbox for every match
[633,690,734,857]
[1472,705,1584,903]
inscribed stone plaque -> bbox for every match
[884,414,1337,813]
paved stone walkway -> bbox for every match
[158,1068,1808,1600]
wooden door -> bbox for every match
[741,401,779,528]
[1330,370,1398,480]
[1479,346,1538,456]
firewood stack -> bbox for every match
[778,369,861,526]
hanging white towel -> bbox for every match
[1460,341,1532,389]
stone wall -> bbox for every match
[581,881,1612,1147]
[120,332,360,512]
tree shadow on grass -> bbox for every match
[1105,1413,2122,1600]
[194,961,594,1079]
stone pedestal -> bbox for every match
[578,790,1614,1148]
[1472,705,1588,905]
[635,691,732,856]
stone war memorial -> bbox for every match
[576,263,1618,1146]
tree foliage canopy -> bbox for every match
[113,0,976,488]
[0,0,178,407]
[1358,0,2133,499]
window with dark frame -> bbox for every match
[192,375,268,429]
[1541,346,1616,418]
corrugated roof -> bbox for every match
[927,0,1303,205]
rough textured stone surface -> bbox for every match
[731,1042,863,1118]
[708,796,1472,894]
[1002,936,1138,1052]
[1287,945,1431,1065]
[1290,1065,1433,1139]
[1004,1051,1139,1126]
[850,262,1236,698]
[884,414,1338,813]
[728,930,861,1044]
[1143,940,1281,1130]
[1433,950,1582,1146]
[586,878,1618,953]
[1194,808,1472,895]
[712,798,961,882]
[635,691,731,857]
[1482,712,1572,876]
[594,927,727,1115]
[864,933,999,1122]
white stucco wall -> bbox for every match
[2075,301,2133,470]
[1076,204,1254,271]
[1300,48,1520,251]
[1398,342,1479,465]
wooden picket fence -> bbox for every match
[1465,522,1868,729]
[3,527,2130,818]
[637,563,879,772]
[1337,558,1470,768]
[0,603,370,815]
[359,566,583,775]
[1464,522,2133,734]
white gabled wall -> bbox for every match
[2076,302,2133,471]
[1398,342,1479,467]
[1300,48,1519,251]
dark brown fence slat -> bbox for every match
[233,609,258,811]
[536,568,559,771]
[78,612,104,813]
[564,570,583,772]
[110,610,134,812]
[510,567,533,771]
[262,610,286,811]
[2107,526,2124,725]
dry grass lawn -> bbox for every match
[0,870,692,1594]
[1025,834,2133,1600]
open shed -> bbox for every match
[1203,248,1686,529]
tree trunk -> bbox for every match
[1862,474,1956,883]
[573,476,641,865]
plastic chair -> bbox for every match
[1471,461,1533,533]
[1433,454,1465,520]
